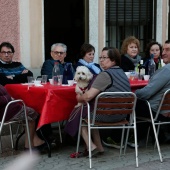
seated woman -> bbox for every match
[143,41,162,75]
[65,47,131,157]
[0,84,45,150]
[76,43,102,75]
[120,36,141,72]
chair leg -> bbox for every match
[124,128,130,155]
[134,126,139,167]
[120,128,125,156]
[58,122,62,143]
[0,136,2,153]
[9,124,14,149]
[151,122,163,162]
[154,124,160,149]
[146,126,150,148]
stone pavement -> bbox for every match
[1,134,170,170]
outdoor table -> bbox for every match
[5,80,148,129]
[5,83,77,129]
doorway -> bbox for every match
[44,0,85,64]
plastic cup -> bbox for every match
[27,76,34,85]
[129,70,135,80]
[34,80,41,85]
[52,75,63,86]
[41,75,48,84]
[125,72,130,79]
[67,80,74,86]
[49,79,53,85]
[138,74,143,81]
[144,75,150,81]
[57,75,63,85]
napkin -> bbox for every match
[34,84,43,87]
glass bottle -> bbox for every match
[52,62,61,85]
[148,54,156,77]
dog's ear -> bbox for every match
[87,70,93,81]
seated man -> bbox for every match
[0,84,45,150]
[0,42,33,86]
[134,40,170,144]
[41,43,74,84]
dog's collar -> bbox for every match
[78,86,88,93]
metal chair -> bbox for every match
[76,92,138,169]
[0,99,32,154]
[137,89,170,163]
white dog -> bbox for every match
[74,66,93,107]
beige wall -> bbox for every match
[29,0,44,68]
[98,0,105,54]
[162,0,169,43]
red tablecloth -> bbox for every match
[5,80,148,129]
[130,80,148,92]
[5,83,77,129]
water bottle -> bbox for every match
[63,63,74,84]
[52,62,61,85]
[148,54,156,77]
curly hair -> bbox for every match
[145,41,162,58]
[120,36,140,55]
[102,47,121,66]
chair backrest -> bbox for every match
[155,89,170,120]
[91,92,137,125]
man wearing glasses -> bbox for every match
[41,43,74,84]
[0,42,33,86]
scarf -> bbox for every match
[124,54,141,67]
[78,59,101,74]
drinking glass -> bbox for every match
[41,75,48,84]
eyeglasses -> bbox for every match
[0,51,13,56]
[52,51,65,55]
[99,56,109,60]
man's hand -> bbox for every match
[22,69,28,74]
[6,75,13,79]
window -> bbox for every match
[106,0,156,55]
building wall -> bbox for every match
[0,0,20,61]
[0,0,169,77]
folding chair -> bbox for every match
[137,89,170,163]
[76,92,138,169]
[0,99,32,154]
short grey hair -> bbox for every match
[51,43,67,52]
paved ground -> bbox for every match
[1,130,170,170]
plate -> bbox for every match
[22,83,34,85]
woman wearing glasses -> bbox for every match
[65,47,131,157]
[0,42,33,86]
[75,43,102,75]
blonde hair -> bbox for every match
[121,36,140,55]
